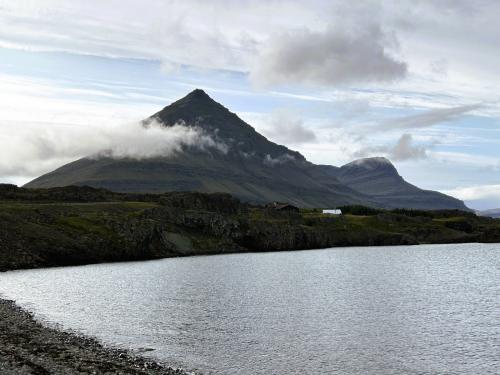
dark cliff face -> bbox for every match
[25,89,468,210]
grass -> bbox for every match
[432,216,468,222]
[0,199,157,244]
[56,216,114,237]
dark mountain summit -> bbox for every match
[147,88,305,161]
[25,89,468,210]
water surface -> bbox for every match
[0,243,499,374]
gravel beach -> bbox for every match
[0,299,190,375]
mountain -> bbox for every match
[25,89,468,210]
[329,157,466,210]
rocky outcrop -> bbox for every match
[245,219,416,251]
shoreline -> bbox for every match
[2,240,498,274]
[1,240,496,274]
[0,298,191,375]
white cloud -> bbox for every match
[377,104,483,131]
[442,184,500,210]
[0,0,281,72]
[0,73,157,125]
[97,120,228,159]
[263,153,297,167]
[0,119,227,180]
[0,0,500,124]
[1,1,499,96]
[257,110,317,145]
[0,73,228,182]
[443,184,500,201]
[251,24,407,87]
[389,134,427,161]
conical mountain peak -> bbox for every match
[148,88,231,126]
[145,89,307,161]
[184,88,212,100]
[160,88,223,114]
[172,88,218,108]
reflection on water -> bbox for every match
[0,243,499,374]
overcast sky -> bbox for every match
[0,0,499,209]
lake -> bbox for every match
[0,243,499,374]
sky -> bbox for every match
[0,0,499,210]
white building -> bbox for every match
[322,209,342,215]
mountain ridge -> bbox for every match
[25,89,469,211]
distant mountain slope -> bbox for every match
[331,157,468,210]
[25,89,468,210]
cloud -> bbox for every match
[0,1,417,90]
[96,121,228,160]
[0,0,265,72]
[428,151,500,169]
[260,111,317,145]
[442,184,500,210]
[354,133,427,161]
[443,184,500,201]
[390,134,427,161]
[97,120,228,159]
[250,24,407,87]
[429,58,448,76]
[263,153,297,167]
[3,0,500,104]
[0,119,227,179]
[378,104,483,131]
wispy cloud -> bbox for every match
[2,0,500,111]
[428,151,500,169]
[263,153,297,167]
[443,184,500,201]
[442,184,500,210]
[259,110,317,145]
[0,118,227,180]
[96,120,228,159]
[377,104,483,131]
